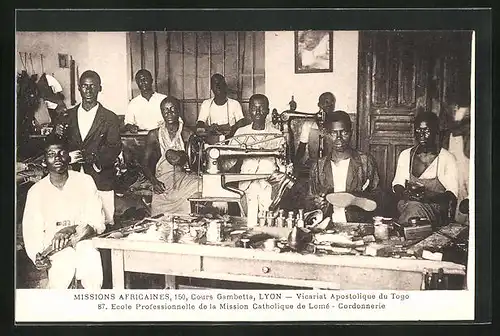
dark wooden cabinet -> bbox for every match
[357,31,472,190]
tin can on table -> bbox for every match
[206,220,222,243]
[374,223,389,241]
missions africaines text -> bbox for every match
[74,292,382,301]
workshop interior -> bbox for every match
[16,31,472,290]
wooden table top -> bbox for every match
[92,216,466,275]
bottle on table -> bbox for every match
[276,209,285,227]
[266,211,276,227]
[286,211,295,229]
[296,209,305,228]
[258,211,267,227]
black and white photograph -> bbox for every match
[14,9,488,323]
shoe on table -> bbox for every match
[326,192,377,212]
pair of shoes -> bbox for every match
[326,192,377,211]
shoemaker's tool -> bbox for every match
[435,226,469,253]
[287,226,313,251]
[405,180,425,199]
[99,213,165,238]
[400,217,433,241]
[34,221,88,271]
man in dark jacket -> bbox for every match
[269,110,383,223]
[306,111,382,223]
[55,70,122,227]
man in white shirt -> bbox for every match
[123,69,167,132]
[295,92,336,167]
[228,94,285,227]
[308,111,381,223]
[393,112,458,227]
[196,73,248,138]
[22,137,105,289]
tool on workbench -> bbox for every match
[303,209,323,228]
[206,219,223,243]
[99,213,165,238]
[263,238,277,251]
[235,232,275,249]
[34,221,89,271]
[287,226,313,251]
[373,216,390,241]
[435,227,469,253]
[401,217,433,241]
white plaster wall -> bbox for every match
[265,31,359,114]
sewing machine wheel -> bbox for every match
[187,134,205,173]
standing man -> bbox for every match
[196,73,248,138]
[123,69,167,132]
[295,92,336,167]
[308,110,382,223]
[440,96,470,204]
[229,94,285,227]
[22,136,105,289]
[55,70,122,227]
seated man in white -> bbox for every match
[196,73,248,138]
[22,136,106,289]
[123,69,167,132]
[226,94,285,227]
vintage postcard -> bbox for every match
[14,9,490,323]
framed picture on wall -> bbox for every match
[294,30,333,73]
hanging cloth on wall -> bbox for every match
[39,73,64,110]
[33,98,52,126]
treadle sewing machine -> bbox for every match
[271,97,327,160]
[186,132,296,216]
[185,98,329,216]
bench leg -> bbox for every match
[165,275,177,289]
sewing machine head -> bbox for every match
[271,108,326,130]
[186,133,295,204]
[187,133,289,175]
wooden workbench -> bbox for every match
[92,223,466,290]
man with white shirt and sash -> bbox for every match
[393,111,458,227]
[196,73,249,138]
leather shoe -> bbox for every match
[326,192,377,211]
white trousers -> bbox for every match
[98,190,115,225]
[47,240,103,289]
[243,180,272,228]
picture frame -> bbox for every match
[294,30,333,74]
[58,53,69,68]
